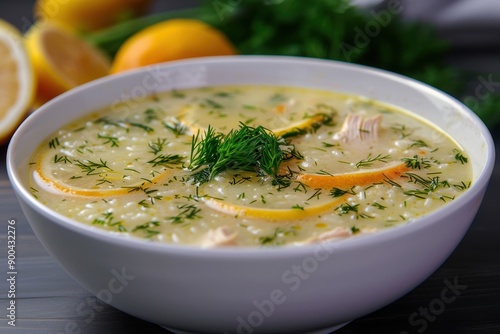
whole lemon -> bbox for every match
[34,0,152,32]
[110,19,237,73]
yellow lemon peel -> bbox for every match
[0,19,35,144]
[25,21,110,106]
[111,19,237,73]
[295,161,409,189]
[203,196,344,221]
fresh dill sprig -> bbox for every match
[189,125,222,171]
[335,203,372,219]
[390,124,413,138]
[402,155,432,170]
[95,117,153,132]
[132,221,160,238]
[147,154,184,168]
[409,139,428,148]
[167,204,201,225]
[372,202,387,210]
[128,121,154,133]
[92,211,126,232]
[148,138,167,155]
[258,227,297,246]
[335,203,359,216]
[74,159,112,175]
[54,155,72,164]
[98,133,119,147]
[188,123,301,184]
[356,153,391,168]
[163,120,188,137]
[330,186,356,197]
[403,172,451,199]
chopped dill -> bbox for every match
[258,227,296,246]
[98,133,119,147]
[409,139,428,148]
[372,202,387,210]
[48,137,60,149]
[54,155,72,164]
[128,121,154,133]
[203,98,224,109]
[144,108,158,123]
[167,204,201,225]
[74,159,112,175]
[402,155,432,170]
[132,221,160,238]
[163,121,188,137]
[356,153,391,168]
[453,149,468,164]
[92,211,126,232]
[330,187,356,197]
[147,154,184,168]
[454,181,471,191]
[148,138,167,155]
[335,203,359,216]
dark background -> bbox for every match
[1,1,499,333]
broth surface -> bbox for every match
[29,85,472,247]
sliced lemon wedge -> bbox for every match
[203,196,344,221]
[198,171,346,221]
[0,19,35,144]
[25,21,110,106]
[296,161,409,189]
[176,99,329,137]
[272,114,325,137]
[34,148,177,197]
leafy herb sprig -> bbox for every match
[188,123,300,184]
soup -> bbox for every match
[29,85,472,247]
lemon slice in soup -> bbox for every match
[294,161,410,189]
[34,141,183,197]
[200,172,345,221]
[175,90,332,136]
[203,196,344,221]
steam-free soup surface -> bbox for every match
[29,85,472,247]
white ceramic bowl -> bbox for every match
[7,56,495,334]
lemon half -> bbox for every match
[0,19,35,144]
[25,21,110,106]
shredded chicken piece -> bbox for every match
[296,227,351,245]
[333,113,382,143]
[200,226,238,248]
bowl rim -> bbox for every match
[7,55,496,259]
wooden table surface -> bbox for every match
[1,1,499,333]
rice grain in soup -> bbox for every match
[29,85,472,247]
